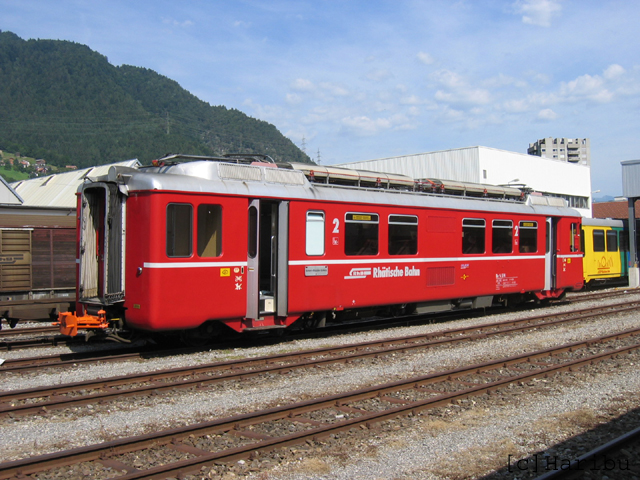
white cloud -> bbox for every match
[365,69,394,82]
[341,116,392,136]
[513,0,561,27]
[417,52,435,65]
[604,64,625,80]
[291,78,315,92]
[537,108,557,120]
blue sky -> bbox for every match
[2,0,639,196]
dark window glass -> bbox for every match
[166,203,192,257]
[388,215,418,255]
[248,206,258,258]
[492,220,513,254]
[197,204,222,257]
[345,213,379,256]
[462,218,485,254]
[606,230,618,252]
[592,230,605,252]
[519,221,538,253]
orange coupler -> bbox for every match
[56,310,109,336]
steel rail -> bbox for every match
[532,425,640,480]
[2,300,640,418]
[1,327,639,479]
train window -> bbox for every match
[492,220,513,254]
[592,230,605,252]
[345,212,379,256]
[462,218,485,254]
[166,203,193,257]
[519,221,537,253]
[248,206,258,259]
[197,204,222,258]
[306,211,325,256]
[388,215,418,255]
[606,230,618,252]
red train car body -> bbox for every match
[57,155,584,340]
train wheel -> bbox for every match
[300,312,326,331]
[180,322,218,347]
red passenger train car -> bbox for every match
[57,155,584,343]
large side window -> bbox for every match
[592,229,605,252]
[606,230,618,252]
[519,221,538,253]
[345,213,379,256]
[492,220,513,254]
[306,211,325,256]
[389,215,418,255]
[197,204,222,258]
[166,203,193,257]
[462,218,485,254]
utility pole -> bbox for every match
[301,135,306,153]
[166,112,170,135]
[317,148,321,164]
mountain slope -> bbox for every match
[0,31,310,167]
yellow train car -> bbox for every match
[581,218,628,286]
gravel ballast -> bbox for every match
[1,290,639,479]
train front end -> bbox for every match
[56,174,127,338]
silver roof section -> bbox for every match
[104,160,580,218]
[582,217,624,227]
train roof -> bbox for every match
[581,217,624,227]
[92,157,582,218]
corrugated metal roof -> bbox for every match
[337,146,481,182]
[10,160,140,208]
[0,175,23,205]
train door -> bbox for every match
[544,217,558,291]
[246,199,289,320]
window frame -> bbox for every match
[492,219,513,254]
[462,218,486,255]
[344,212,379,256]
[166,203,193,258]
[518,220,538,253]
[305,210,325,256]
[388,214,418,256]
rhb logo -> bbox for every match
[345,267,372,279]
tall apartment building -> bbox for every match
[527,137,590,165]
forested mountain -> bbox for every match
[0,31,311,168]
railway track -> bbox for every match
[1,299,639,420]
[532,425,640,479]
[1,288,636,366]
[1,321,639,479]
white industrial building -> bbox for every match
[338,146,593,217]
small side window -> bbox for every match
[345,213,379,256]
[492,220,513,254]
[519,221,538,253]
[197,204,222,258]
[389,215,418,255]
[462,218,485,254]
[306,211,325,256]
[592,230,605,252]
[166,203,193,257]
